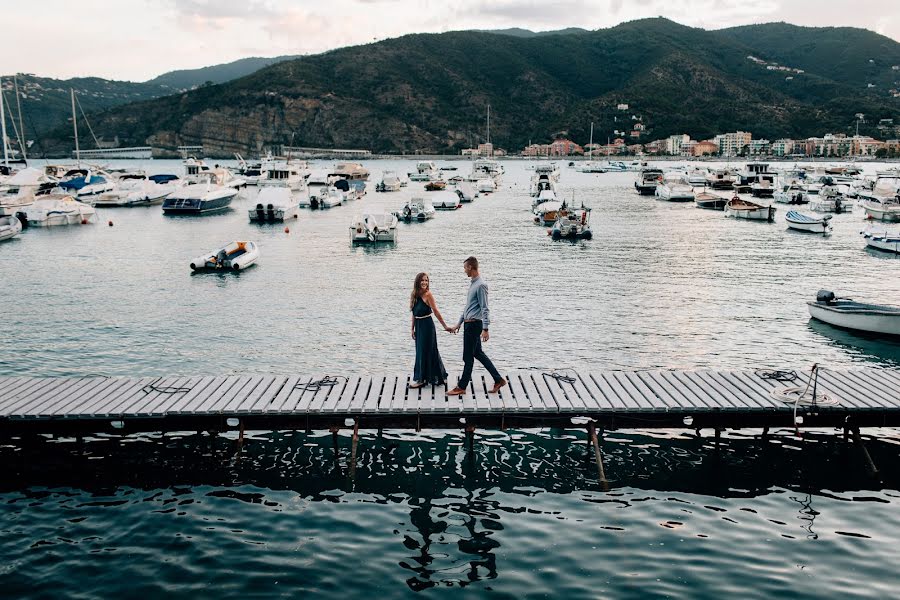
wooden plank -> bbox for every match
[692,370,757,410]
[854,370,900,408]
[362,375,387,413]
[130,376,208,416]
[348,376,372,412]
[1,378,75,415]
[262,376,303,413]
[0,377,56,411]
[145,376,218,416]
[304,375,344,413]
[636,371,690,410]
[320,376,352,413]
[18,377,111,417]
[517,372,547,411]
[225,375,279,413]
[814,370,882,410]
[595,372,642,410]
[831,370,899,409]
[588,372,632,410]
[283,373,328,413]
[83,378,157,417]
[196,375,261,414]
[560,370,604,411]
[164,376,234,415]
[333,375,363,413]
[680,371,741,410]
[617,371,669,411]
[655,371,714,410]
[0,376,29,397]
[541,372,582,412]
[442,371,465,413]
[94,376,187,417]
[502,372,530,411]
[467,374,490,413]
[236,375,287,413]
[268,376,310,413]
[726,372,785,410]
[57,377,137,417]
[575,372,616,410]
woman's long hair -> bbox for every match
[410,272,428,310]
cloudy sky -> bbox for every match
[8,0,899,81]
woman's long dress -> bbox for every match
[412,297,448,385]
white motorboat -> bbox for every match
[0,214,22,242]
[306,170,340,205]
[655,174,694,201]
[21,195,97,227]
[376,171,402,192]
[694,191,728,210]
[93,177,176,207]
[635,168,663,195]
[454,182,477,203]
[533,200,566,226]
[259,161,307,191]
[350,213,398,243]
[431,191,462,210]
[249,187,299,221]
[183,159,246,188]
[861,223,900,254]
[808,290,900,337]
[530,171,556,197]
[550,206,592,240]
[0,167,56,215]
[477,178,495,193]
[409,161,438,182]
[706,168,737,191]
[785,210,832,234]
[163,172,240,214]
[724,197,775,222]
[190,241,259,271]
[531,188,558,213]
[310,186,344,209]
[809,185,849,213]
[773,182,807,205]
[685,167,709,186]
[396,198,435,222]
[860,176,900,221]
[57,170,116,199]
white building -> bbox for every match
[714,131,752,157]
[665,134,691,155]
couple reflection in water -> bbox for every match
[409,256,506,396]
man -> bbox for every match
[447,256,506,396]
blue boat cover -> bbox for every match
[149,174,179,184]
[786,210,821,223]
[59,175,106,190]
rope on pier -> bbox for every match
[294,376,348,392]
[142,377,192,395]
[755,369,799,382]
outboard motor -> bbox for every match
[816,289,836,305]
[255,203,265,221]
[267,203,275,220]
[15,212,28,229]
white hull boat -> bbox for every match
[396,199,435,221]
[190,241,259,271]
[862,199,900,222]
[454,182,477,203]
[655,178,694,202]
[785,210,832,234]
[376,171,402,192]
[0,214,22,242]
[310,187,343,209]
[808,291,900,337]
[350,213,398,243]
[724,198,775,222]
[163,183,238,214]
[550,207,592,240]
[862,224,900,254]
[431,191,462,210]
[22,195,97,227]
[477,178,496,193]
[249,187,299,221]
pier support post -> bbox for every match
[238,421,245,447]
[465,425,475,452]
[714,428,721,450]
[761,426,769,442]
[588,422,608,490]
[330,426,340,458]
[851,427,880,479]
[350,420,360,479]
[843,425,849,443]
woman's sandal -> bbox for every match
[408,381,426,389]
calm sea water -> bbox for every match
[2,159,900,598]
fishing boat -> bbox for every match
[396,198,435,222]
[655,174,695,201]
[21,195,97,227]
[694,191,728,210]
[375,171,402,192]
[861,224,900,254]
[808,290,900,337]
[162,172,239,215]
[724,197,775,222]
[634,168,663,195]
[249,187,299,221]
[431,191,462,210]
[424,179,446,191]
[350,213,398,243]
[0,214,22,242]
[550,206,592,240]
[190,241,259,271]
[785,210,832,234]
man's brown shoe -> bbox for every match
[489,378,507,393]
[446,387,466,396]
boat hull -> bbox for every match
[0,216,22,241]
[808,302,900,337]
[163,190,237,214]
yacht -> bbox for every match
[258,161,307,191]
[655,174,695,202]
[57,170,116,199]
[162,171,239,214]
[634,167,663,195]
[92,176,176,207]
[409,161,438,182]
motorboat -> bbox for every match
[477,178,496,193]
[685,167,709,186]
[634,168,663,195]
[706,168,737,190]
[550,206,592,240]
[860,176,900,222]
[310,186,344,209]
[21,195,97,227]
[375,171,402,192]
[162,172,239,214]
[334,178,365,201]
[396,198,435,222]
[190,241,259,271]
[183,158,246,188]
[306,170,340,205]
[350,213,398,243]
[235,152,276,185]
[694,191,728,210]
[331,162,369,181]
[530,172,556,197]
[431,191,462,210]
[471,158,503,181]
[531,188,558,212]
[92,176,176,207]
[773,182,807,205]
[655,174,695,201]
[0,214,22,242]
[249,187,299,221]
[533,162,560,182]
[785,210,832,234]
[409,161,438,182]
[259,161,307,191]
[735,163,775,195]
[724,197,775,222]
[424,179,447,191]
[861,224,900,254]
[533,200,567,226]
[808,290,900,337]
[454,182,477,203]
[57,170,116,199]
[809,185,849,213]
[750,174,775,198]
[574,161,608,173]
[0,168,56,215]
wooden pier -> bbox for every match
[1,367,898,435]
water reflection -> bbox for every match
[807,318,900,365]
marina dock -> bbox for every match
[1,367,898,435]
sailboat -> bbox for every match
[575,122,605,173]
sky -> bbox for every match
[7,0,900,81]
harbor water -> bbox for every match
[2,159,900,597]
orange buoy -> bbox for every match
[284,227,290,234]
[81,218,88,225]
[108,220,114,227]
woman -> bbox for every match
[409,272,450,388]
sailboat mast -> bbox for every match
[486,104,491,155]
[588,122,593,160]
[0,80,8,168]
[13,75,26,161]
[71,89,80,164]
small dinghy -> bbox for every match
[550,206,592,240]
[724,197,775,222]
[249,187,299,221]
[861,223,900,254]
[350,213,398,243]
[786,210,832,234]
[190,241,259,271]
[694,191,727,210]
[424,180,446,191]
[808,290,900,337]
[0,214,22,242]
[395,198,435,222]
[431,191,462,210]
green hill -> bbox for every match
[37,18,900,156]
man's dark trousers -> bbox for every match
[458,320,502,389]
